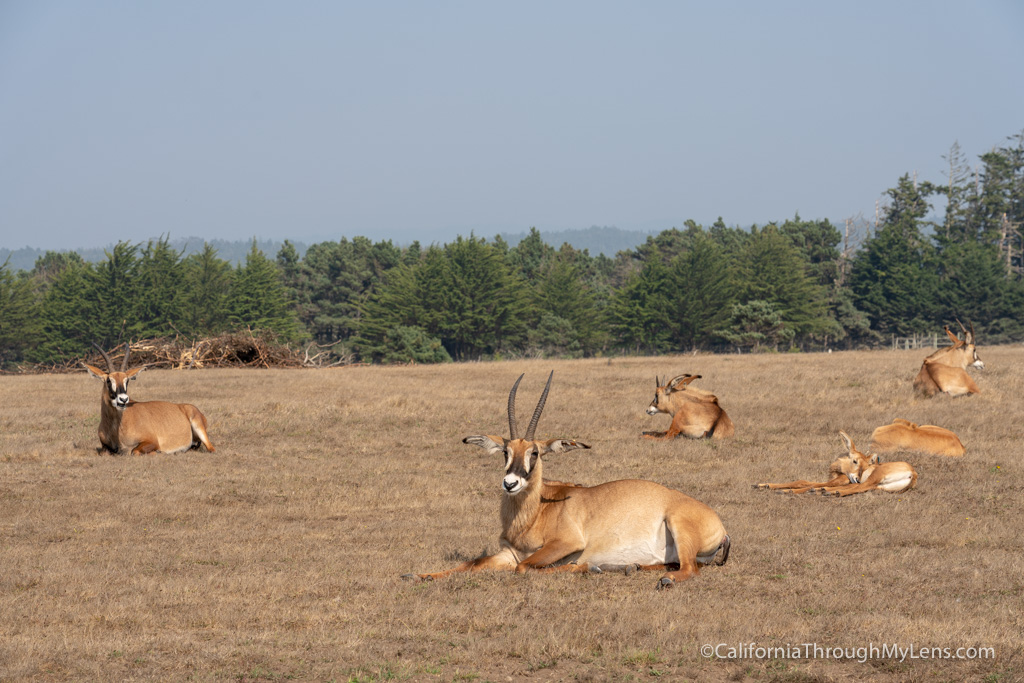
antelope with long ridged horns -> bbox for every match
[402,372,731,589]
[643,374,734,440]
[913,320,983,397]
[82,342,216,455]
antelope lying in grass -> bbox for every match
[754,451,860,495]
[643,374,734,440]
[809,432,917,497]
[913,321,983,397]
[83,343,215,455]
[870,418,965,457]
[403,373,731,589]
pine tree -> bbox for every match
[0,261,39,367]
[605,253,670,354]
[228,240,300,341]
[34,258,96,362]
[181,243,232,336]
[733,224,835,346]
[663,232,735,350]
[531,245,604,355]
[89,241,141,345]
[849,175,939,335]
[135,236,186,337]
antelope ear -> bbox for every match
[838,430,854,454]
[126,366,145,380]
[870,454,881,465]
[82,363,107,380]
[540,438,591,454]
[462,435,507,456]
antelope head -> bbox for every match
[836,431,879,484]
[646,374,701,416]
[960,320,983,369]
[463,372,590,495]
[82,342,144,410]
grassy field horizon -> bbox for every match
[1,346,1021,681]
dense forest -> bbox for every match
[1,133,1022,369]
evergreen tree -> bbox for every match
[605,253,670,354]
[508,227,554,283]
[663,232,735,350]
[0,261,39,367]
[849,175,940,335]
[531,245,604,355]
[290,237,401,344]
[89,241,142,345]
[135,236,186,337]
[228,240,300,340]
[441,236,529,359]
[716,300,794,352]
[734,223,835,345]
[34,258,96,362]
[181,243,232,336]
[357,238,528,361]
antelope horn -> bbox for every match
[969,320,976,342]
[524,371,554,441]
[121,341,131,371]
[507,374,524,439]
[955,318,967,335]
[91,342,114,373]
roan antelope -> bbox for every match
[913,321,983,397]
[869,418,965,457]
[754,451,860,495]
[809,431,917,497]
[643,374,734,440]
[82,342,215,455]
[402,373,731,589]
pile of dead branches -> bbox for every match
[13,331,356,374]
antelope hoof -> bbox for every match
[657,577,675,590]
[400,573,428,583]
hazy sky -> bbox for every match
[1,1,1022,251]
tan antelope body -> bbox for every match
[754,452,860,494]
[83,343,215,456]
[810,432,917,497]
[643,374,734,440]
[913,321,983,397]
[870,418,965,457]
[404,373,730,589]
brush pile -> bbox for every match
[20,331,354,373]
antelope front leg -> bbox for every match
[515,541,586,574]
[643,414,684,440]
[402,547,517,582]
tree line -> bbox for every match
[1,132,1022,368]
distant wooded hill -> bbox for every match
[498,226,657,255]
[1,226,656,272]
[0,238,302,273]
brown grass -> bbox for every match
[1,348,1022,682]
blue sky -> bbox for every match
[1,1,1022,250]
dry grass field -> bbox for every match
[1,347,1022,682]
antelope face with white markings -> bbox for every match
[462,372,590,496]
